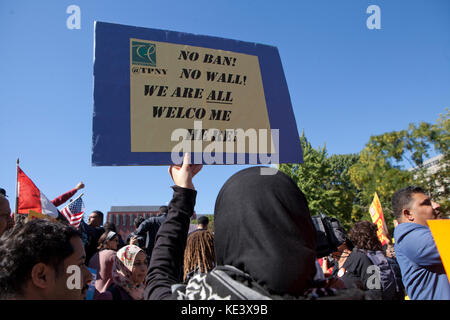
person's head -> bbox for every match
[348,221,383,252]
[184,230,216,281]
[197,215,209,230]
[0,219,93,300]
[0,195,12,237]
[87,210,103,227]
[102,222,117,233]
[392,186,441,226]
[14,214,28,228]
[158,206,168,216]
[112,245,147,300]
[214,167,317,297]
[97,231,119,251]
[331,236,354,261]
[134,216,145,230]
[386,244,396,258]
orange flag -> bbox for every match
[428,220,450,281]
[369,192,389,246]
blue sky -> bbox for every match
[1,0,449,219]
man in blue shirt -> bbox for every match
[392,186,450,300]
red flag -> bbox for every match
[17,166,59,218]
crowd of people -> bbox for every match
[0,155,448,300]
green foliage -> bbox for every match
[280,132,357,230]
[349,108,450,232]
[280,109,449,234]
[412,109,449,214]
[326,153,361,229]
[191,214,215,232]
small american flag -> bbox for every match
[60,196,85,228]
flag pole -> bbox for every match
[14,158,19,222]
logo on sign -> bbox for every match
[131,41,156,66]
[369,206,376,218]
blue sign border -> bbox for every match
[92,21,302,165]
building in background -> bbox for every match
[408,154,444,175]
[408,154,447,201]
[107,205,162,240]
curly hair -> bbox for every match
[183,230,216,281]
[348,221,383,252]
[0,219,81,299]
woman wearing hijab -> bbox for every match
[88,231,119,298]
[145,154,366,300]
[97,245,148,300]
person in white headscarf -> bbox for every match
[97,245,148,300]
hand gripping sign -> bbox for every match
[92,22,302,165]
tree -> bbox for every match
[280,109,449,235]
[413,109,449,214]
[326,153,361,229]
[349,108,449,234]
[348,149,411,235]
[279,133,357,230]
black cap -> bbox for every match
[0,188,7,197]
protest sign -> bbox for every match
[428,219,450,281]
[92,21,302,165]
[369,193,389,246]
[28,210,57,222]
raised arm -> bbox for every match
[144,154,202,300]
[51,182,84,207]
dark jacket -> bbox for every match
[79,220,104,263]
[97,283,133,300]
[145,168,369,300]
[386,256,406,300]
[135,213,167,259]
[339,251,375,288]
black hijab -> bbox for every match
[214,167,317,297]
